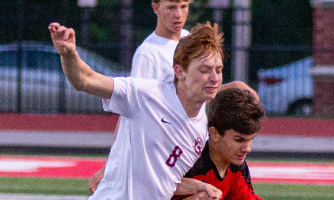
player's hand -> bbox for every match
[220,81,259,103]
[48,22,77,58]
[87,164,105,193]
[234,81,259,102]
[184,190,222,200]
[197,182,223,200]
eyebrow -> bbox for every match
[234,134,256,141]
[201,64,223,68]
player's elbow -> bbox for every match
[70,78,88,92]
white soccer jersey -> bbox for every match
[130,29,189,84]
[89,78,207,200]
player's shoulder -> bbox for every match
[228,161,251,180]
[185,144,212,177]
[228,161,249,173]
[135,32,160,53]
[116,76,159,88]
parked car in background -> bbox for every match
[0,42,129,114]
[257,57,313,116]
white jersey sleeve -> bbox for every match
[102,77,156,118]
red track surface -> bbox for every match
[1,114,334,137]
[1,155,334,185]
[248,161,334,185]
[0,155,106,179]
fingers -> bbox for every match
[202,183,222,199]
[184,191,209,200]
[48,22,59,31]
[88,178,96,194]
[211,189,222,199]
[48,22,75,41]
[88,186,96,194]
[63,27,75,41]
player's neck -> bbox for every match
[155,26,181,41]
[209,144,229,178]
[176,87,205,118]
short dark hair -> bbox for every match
[208,88,265,135]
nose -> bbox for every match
[209,71,219,84]
[242,141,252,154]
[174,7,181,18]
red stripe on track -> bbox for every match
[1,114,334,137]
[1,156,334,185]
[258,117,334,137]
[247,161,334,185]
[0,113,119,132]
[0,155,106,179]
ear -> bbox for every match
[174,64,185,81]
[152,3,158,14]
[209,127,220,142]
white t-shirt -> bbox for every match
[89,78,207,200]
[130,29,189,83]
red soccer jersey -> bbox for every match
[172,143,262,200]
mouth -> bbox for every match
[204,87,217,93]
[237,154,247,160]
[174,22,183,27]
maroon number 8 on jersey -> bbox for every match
[166,146,183,167]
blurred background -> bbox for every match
[0,0,333,154]
[1,1,334,199]
[0,0,318,116]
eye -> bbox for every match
[168,6,176,10]
[181,4,188,9]
[216,67,223,74]
[234,137,245,143]
[199,66,210,73]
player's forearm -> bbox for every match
[174,178,205,195]
[219,81,245,91]
[60,53,113,98]
[88,163,106,193]
[219,81,259,101]
[60,52,92,91]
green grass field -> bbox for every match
[0,177,90,196]
[1,154,334,199]
[253,183,334,200]
[1,176,334,199]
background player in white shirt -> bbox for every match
[87,0,191,192]
[50,21,248,199]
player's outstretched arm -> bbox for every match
[174,178,222,199]
[219,81,259,102]
[88,163,106,193]
[48,22,114,99]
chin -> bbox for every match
[208,94,217,100]
[203,96,214,102]
[233,159,244,166]
[173,28,182,33]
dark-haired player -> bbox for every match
[173,88,264,200]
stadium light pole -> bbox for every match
[17,0,25,113]
[120,0,134,71]
[78,0,97,45]
[231,0,252,83]
[208,0,230,31]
